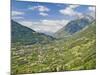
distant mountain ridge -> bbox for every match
[54,17,94,38]
[11,15,95,44]
[11,20,54,45]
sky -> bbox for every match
[11,0,96,35]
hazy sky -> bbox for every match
[11,0,95,35]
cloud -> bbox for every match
[12,11,25,20]
[88,7,95,12]
[59,5,83,18]
[12,11,25,16]
[59,7,74,16]
[31,19,69,34]
[39,12,48,16]
[18,19,69,35]
[18,21,34,28]
[12,16,24,20]
[69,5,80,9]
[29,5,50,12]
[88,6,96,18]
[29,5,50,17]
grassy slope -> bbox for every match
[11,22,96,74]
[11,20,54,45]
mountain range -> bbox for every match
[11,20,54,45]
[11,19,96,74]
[54,16,95,38]
[11,15,95,45]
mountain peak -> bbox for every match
[54,18,94,38]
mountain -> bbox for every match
[11,20,54,45]
[12,21,96,74]
[54,18,94,38]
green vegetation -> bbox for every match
[11,20,54,45]
[11,21,96,75]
